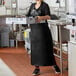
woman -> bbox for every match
[26,0,60,75]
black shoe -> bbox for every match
[32,69,40,75]
[54,65,61,73]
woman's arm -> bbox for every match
[37,15,51,20]
[26,3,34,17]
[36,15,51,22]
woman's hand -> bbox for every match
[35,16,42,23]
[35,15,51,23]
[36,15,51,23]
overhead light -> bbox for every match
[56,0,60,3]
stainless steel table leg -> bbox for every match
[59,25,63,74]
[16,40,18,48]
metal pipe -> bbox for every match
[58,25,63,74]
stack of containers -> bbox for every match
[0,25,10,47]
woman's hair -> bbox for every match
[41,0,44,1]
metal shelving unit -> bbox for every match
[48,20,69,74]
